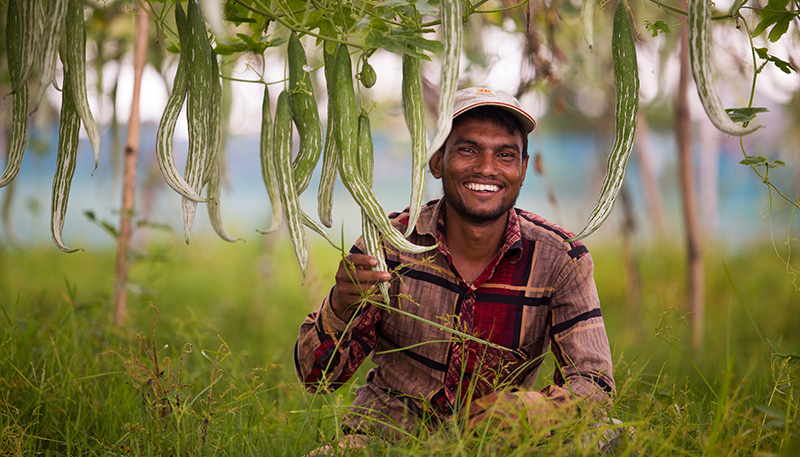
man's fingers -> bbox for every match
[337,272,390,296]
[331,254,392,320]
[344,253,380,269]
[462,391,523,421]
[338,255,391,283]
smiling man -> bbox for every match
[295,87,614,447]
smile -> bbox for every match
[465,182,500,192]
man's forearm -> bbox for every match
[294,291,380,391]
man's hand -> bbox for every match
[462,390,549,431]
[330,254,392,322]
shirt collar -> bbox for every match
[416,199,524,264]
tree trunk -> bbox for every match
[113,4,149,325]
[676,27,704,350]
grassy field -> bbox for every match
[1,234,798,456]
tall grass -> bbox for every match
[0,237,798,456]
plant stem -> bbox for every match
[739,139,800,211]
[738,13,759,108]
[648,0,736,20]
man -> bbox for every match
[295,87,614,444]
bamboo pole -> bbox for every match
[113,4,149,325]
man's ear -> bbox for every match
[429,149,444,179]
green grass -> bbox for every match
[0,236,798,456]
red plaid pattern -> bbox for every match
[294,199,614,439]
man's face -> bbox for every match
[430,116,529,225]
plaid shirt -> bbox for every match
[294,199,614,438]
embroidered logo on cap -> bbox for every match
[475,88,495,97]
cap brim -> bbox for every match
[453,101,536,134]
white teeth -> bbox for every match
[466,183,499,192]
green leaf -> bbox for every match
[214,41,248,55]
[645,20,671,37]
[83,210,119,238]
[382,0,413,8]
[756,404,786,420]
[214,34,280,56]
[764,419,787,429]
[725,106,768,123]
[772,57,796,73]
[307,10,343,46]
[136,219,172,232]
[739,155,767,166]
[752,0,796,42]
[414,0,440,16]
[223,1,261,26]
[225,16,257,24]
[364,27,441,60]
[755,48,797,74]
[768,339,800,362]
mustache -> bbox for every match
[462,176,505,186]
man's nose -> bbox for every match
[473,151,498,175]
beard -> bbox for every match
[441,173,520,226]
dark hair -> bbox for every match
[449,106,529,158]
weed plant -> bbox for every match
[0,238,798,456]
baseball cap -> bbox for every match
[452,87,536,133]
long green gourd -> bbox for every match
[259,86,283,233]
[401,52,427,237]
[274,90,308,276]
[64,0,101,168]
[0,0,29,188]
[302,210,340,250]
[425,0,462,160]
[155,0,205,202]
[358,113,391,304]
[206,163,239,242]
[688,0,760,135]
[331,44,434,255]
[317,42,339,228]
[204,51,223,187]
[205,50,239,242]
[34,0,68,107]
[14,0,39,93]
[568,0,639,242]
[50,51,82,253]
[288,32,323,195]
[182,0,213,243]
